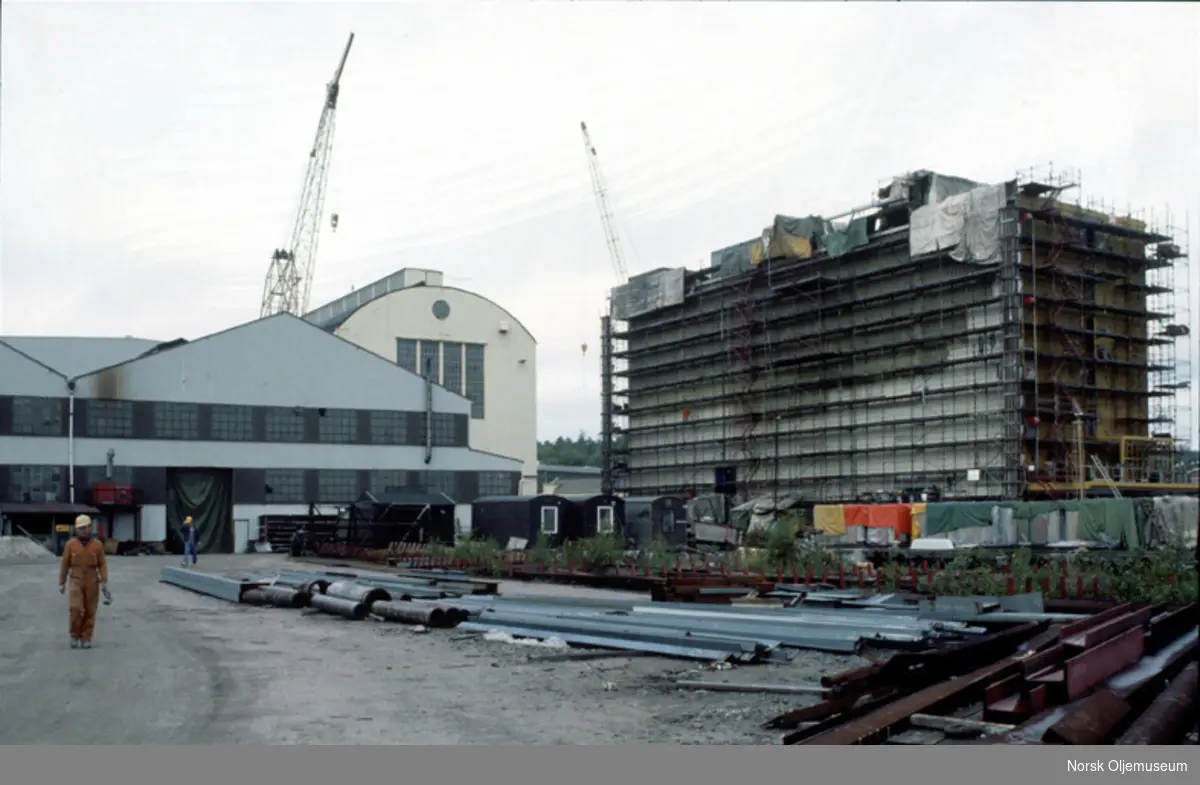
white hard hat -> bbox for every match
[74,514,93,529]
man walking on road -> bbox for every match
[58,515,110,650]
[181,516,199,567]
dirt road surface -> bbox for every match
[0,554,866,744]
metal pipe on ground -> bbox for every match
[242,586,309,609]
[370,601,468,629]
[325,581,391,605]
[1115,662,1199,745]
[309,593,368,620]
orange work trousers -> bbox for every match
[68,579,101,643]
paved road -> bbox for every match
[0,554,860,744]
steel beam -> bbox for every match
[461,621,766,663]
[159,566,262,603]
[1062,606,1157,649]
[1063,626,1145,699]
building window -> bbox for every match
[597,505,616,534]
[540,505,559,536]
[210,404,254,441]
[264,469,306,503]
[8,465,63,502]
[369,410,408,445]
[369,470,409,494]
[86,400,134,438]
[431,299,451,320]
[11,397,64,436]
[317,469,359,503]
[478,471,515,496]
[419,340,440,381]
[264,407,305,442]
[464,343,486,419]
[423,470,456,498]
[85,465,135,487]
[442,342,463,394]
[318,409,357,444]
[154,402,199,440]
[429,412,458,446]
[396,339,418,373]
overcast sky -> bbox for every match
[2,1,1198,445]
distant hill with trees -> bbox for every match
[537,432,626,467]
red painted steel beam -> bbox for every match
[1064,626,1146,699]
[1062,606,1158,649]
[1059,603,1140,638]
[801,659,1022,745]
[1042,689,1133,745]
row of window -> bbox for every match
[2,396,468,447]
[396,339,486,419]
[3,465,521,506]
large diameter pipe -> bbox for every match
[242,586,309,609]
[310,593,368,620]
[325,581,391,605]
[1115,662,1198,745]
[371,601,468,629]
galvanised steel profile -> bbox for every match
[459,621,769,663]
[463,611,783,656]
[274,570,457,599]
[159,566,263,603]
[471,607,922,653]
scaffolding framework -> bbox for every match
[600,166,1194,503]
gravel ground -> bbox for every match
[0,554,868,745]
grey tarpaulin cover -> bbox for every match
[908,182,1005,263]
[611,267,687,320]
[709,238,759,278]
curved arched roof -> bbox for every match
[314,283,536,343]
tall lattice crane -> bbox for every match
[260,33,355,318]
[580,121,629,283]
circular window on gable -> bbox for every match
[431,299,451,320]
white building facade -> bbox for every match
[0,314,522,551]
[305,268,540,494]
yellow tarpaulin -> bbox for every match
[767,232,813,261]
[813,505,846,535]
[910,502,927,539]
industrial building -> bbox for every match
[0,313,522,552]
[304,267,539,494]
[600,168,1194,504]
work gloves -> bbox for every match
[102,585,113,605]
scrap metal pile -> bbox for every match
[763,598,1199,745]
[160,565,1067,665]
[159,565,494,628]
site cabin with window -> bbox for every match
[470,494,574,549]
[622,495,689,549]
[559,493,625,543]
[0,312,523,556]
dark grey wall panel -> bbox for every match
[132,401,156,439]
[303,470,319,504]
[356,410,371,444]
[456,471,479,504]
[303,409,319,443]
[197,404,214,441]
[133,466,167,504]
[454,414,469,447]
[0,396,12,436]
[0,466,8,502]
[252,408,267,443]
[232,469,267,505]
[406,412,425,447]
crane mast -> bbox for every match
[580,121,629,283]
[260,33,355,318]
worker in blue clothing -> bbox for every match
[181,516,199,567]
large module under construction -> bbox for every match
[599,168,1194,504]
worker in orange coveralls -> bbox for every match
[58,514,111,650]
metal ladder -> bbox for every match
[1089,454,1122,498]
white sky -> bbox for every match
[2,1,1198,445]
